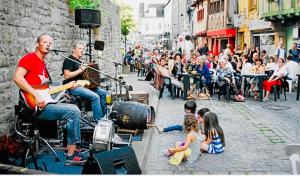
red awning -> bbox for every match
[196,31,207,36]
[207,28,236,37]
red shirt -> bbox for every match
[18,52,50,88]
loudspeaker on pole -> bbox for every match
[75,9,101,28]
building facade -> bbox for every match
[138,2,166,49]
[192,0,209,46]
[171,0,193,50]
[261,0,300,50]
[206,0,237,55]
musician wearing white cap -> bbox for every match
[62,41,107,121]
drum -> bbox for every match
[92,119,114,151]
[83,63,101,89]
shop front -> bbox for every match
[207,28,236,55]
[249,20,276,56]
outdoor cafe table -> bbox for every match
[178,73,202,100]
[297,74,300,101]
[241,73,266,101]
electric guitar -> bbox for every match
[20,80,90,112]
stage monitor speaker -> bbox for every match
[81,147,141,174]
[94,41,105,51]
[75,9,101,28]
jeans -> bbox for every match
[37,103,81,145]
[163,125,183,132]
[69,87,107,120]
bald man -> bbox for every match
[13,34,86,164]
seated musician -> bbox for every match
[62,41,107,121]
[13,34,86,164]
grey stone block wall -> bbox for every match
[0,0,121,133]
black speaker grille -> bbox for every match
[75,9,101,28]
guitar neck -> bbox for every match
[48,84,73,95]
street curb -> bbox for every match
[130,88,159,173]
[140,90,159,173]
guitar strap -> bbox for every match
[45,66,53,85]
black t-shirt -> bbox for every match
[62,55,84,84]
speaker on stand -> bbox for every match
[75,9,101,62]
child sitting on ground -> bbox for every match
[156,100,197,133]
[197,108,210,133]
[164,114,204,165]
[201,112,225,154]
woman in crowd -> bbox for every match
[211,55,219,70]
[194,55,211,90]
[265,56,277,71]
[216,58,244,100]
[249,58,265,100]
[236,55,253,75]
[263,58,288,101]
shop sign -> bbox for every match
[233,14,245,27]
[249,20,272,30]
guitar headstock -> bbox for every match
[76,80,91,86]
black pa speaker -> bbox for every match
[94,41,105,51]
[75,9,101,28]
[81,147,141,174]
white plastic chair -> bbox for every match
[284,144,300,175]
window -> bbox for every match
[249,0,257,11]
[210,0,224,14]
[197,9,204,21]
[158,23,162,30]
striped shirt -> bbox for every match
[207,132,225,154]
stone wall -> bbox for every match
[0,0,121,133]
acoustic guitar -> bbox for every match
[20,80,90,112]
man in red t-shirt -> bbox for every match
[13,34,86,164]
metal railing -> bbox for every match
[261,0,294,15]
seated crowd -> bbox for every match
[125,41,300,101]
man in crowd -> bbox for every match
[275,42,287,60]
[288,42,300,63]
[62,41,107,121]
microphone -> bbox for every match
[84,53,92,56]
[50,49,67,53]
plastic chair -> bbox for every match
[284,144,300,175]
[159,77,176,99]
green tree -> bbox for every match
[119,4,136,52]
[68,0,102,10]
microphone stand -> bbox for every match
[54,52,120,82]
[53,52,128,102]
[95,56,125,101]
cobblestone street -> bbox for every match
[146,95,299,174]
[125,73,300,174]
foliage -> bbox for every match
[119,3,136,36]
[68,0,102,10]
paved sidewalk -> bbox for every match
[144,90,300,174]
[123,73,158,172]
